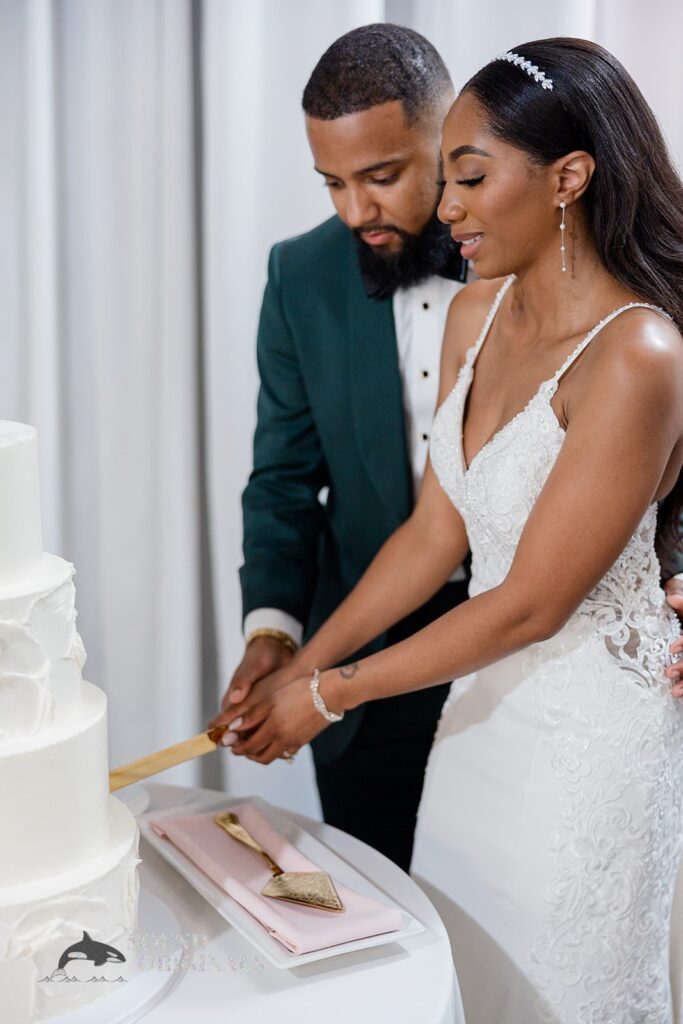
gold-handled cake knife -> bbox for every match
[109,725,230,792]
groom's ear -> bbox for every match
[554,150,595,204]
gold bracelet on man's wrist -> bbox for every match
[245,627,298,655]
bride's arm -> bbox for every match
[294,462,468,670]
[228,309,683,756]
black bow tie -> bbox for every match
[361,249,468,300]
[437,250,469,283]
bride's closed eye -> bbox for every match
[456,175,486,187]
[436,175,486,188]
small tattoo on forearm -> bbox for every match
[339,662,360,680]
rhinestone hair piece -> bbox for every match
[493,51,554,90]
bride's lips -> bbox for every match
[452,231,484,259]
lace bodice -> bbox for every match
[430,275,680,685]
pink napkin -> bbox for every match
[148,802,403,954]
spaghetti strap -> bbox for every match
[547,301,672,394]
[468,275,515,365]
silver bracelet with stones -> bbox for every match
[309,668,344,723]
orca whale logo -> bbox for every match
[57,931,126,971]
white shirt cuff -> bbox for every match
[243,608,303,647]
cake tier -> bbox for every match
[0,423,44,586]
[0,554,86,738]
[0,681,110,886]
[0,796,140,1024]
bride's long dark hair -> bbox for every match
[462,37,683,564]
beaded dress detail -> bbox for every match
[411,276,683,1024]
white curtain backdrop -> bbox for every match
[2,0,201,785]
[392,0,683,165]
[1,0,680,816]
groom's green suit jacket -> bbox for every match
[240,215,464,766]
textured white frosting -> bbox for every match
[0,424,44,586]
[0,798,140,1024]
[0,556,86,738]
[0,682,111,887]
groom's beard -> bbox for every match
[354,209,462,300]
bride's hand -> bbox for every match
[222,675,331,764]
[207,664,302,735]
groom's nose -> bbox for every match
[342,187,381,230]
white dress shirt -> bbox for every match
[244,274,467,646]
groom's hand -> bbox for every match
[220,637,294,711]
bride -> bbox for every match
[213,38,683,1021]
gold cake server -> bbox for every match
[109,726,229,792]
[214,810,344,912]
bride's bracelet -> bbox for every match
[309,668,344,723]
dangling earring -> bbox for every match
[559,201,567,272]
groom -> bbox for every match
[211,24,683,871]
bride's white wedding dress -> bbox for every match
[411,275,683,1023]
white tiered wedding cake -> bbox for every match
[0,422,140,1023]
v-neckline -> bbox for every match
[459,367,553,475]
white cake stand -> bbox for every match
[57,887,183,1024]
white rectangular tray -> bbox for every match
[139,792,425,969]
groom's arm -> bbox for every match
[239,242,328,634]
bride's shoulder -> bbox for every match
[442,277,507,364]
[584,303,682,385]
[572,302,683,429]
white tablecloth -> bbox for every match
[138,783,463,1024]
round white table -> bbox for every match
[137,783,463,1024]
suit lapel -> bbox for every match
[346,245,413,527]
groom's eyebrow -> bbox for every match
[314,157,405,179]
[446,144,492,163]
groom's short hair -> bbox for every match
[302,23,454,129]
